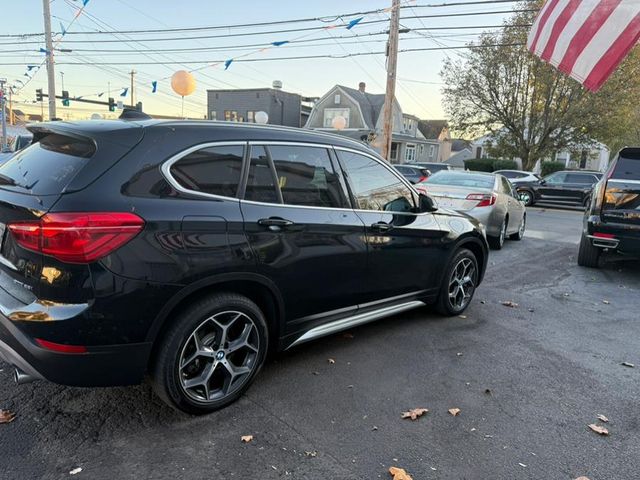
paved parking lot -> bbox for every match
[1,207,638,480]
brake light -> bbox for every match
[35,338,87,354]
[466,193,496,207]
[417,176,428,183]
[8,212,144,263]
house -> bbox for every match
[471,132,610,172]
[417,120,452,163]
[447,139,474,169]
[206,82,315,127]
[304,82,434,164]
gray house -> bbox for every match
[206,86,306,127]
[304,83,433,163]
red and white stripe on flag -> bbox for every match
[527,0,640,91]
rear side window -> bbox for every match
[612,157,640,180]
[269,145,348,208]
[170,145,243,197]
[566,173,598,184]
[245,146,279,203]
[0,133,95,195]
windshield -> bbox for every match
[425,171,495,189]
[0,133,95,195]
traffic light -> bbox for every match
[108,97,115,112]
[36,89,43,102]
[61,90,70,107]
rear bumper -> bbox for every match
[586,216,640,254]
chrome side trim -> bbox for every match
[287,300,426,349]
[607,179,640,185]
[160,141,247,202]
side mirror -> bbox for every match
[419,193,438,212]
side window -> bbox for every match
[245,146,279,203]
[545,173,566,184]
[567,173,598,184]
[169,145,243,197]
[269,145,348,208]
[612,157,640,180]
[338,151,415,213]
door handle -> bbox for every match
[370,221,393,232]
[258,217,294,230]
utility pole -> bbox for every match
[42,0,56,120]
[0,79,8,152]
[380,0,400,162]
[129,70,136,107]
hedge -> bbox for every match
[540,161,565,177]
[463,158,518,172]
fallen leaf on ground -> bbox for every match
[501,301,519,308]
[621,362,635,368]
[597,414,609,423]
[459,315,467,319]
[602,300,610,305]
[588,424,609,436]
[327,358,335,364]
[389,466,413,480]
[401,408,429,420]
[241,435,254,443]
[518,463,527,468]
[69,467,82,475]
[304,451,317,457]
[0,410,15,424]
[372,425,378,431]
[456,352,463,356]
[448,408,461,417]
[563,292,570,297]
[575,477,591,480]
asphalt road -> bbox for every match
[1,207,639,480]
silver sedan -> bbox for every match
[416,171,526,249]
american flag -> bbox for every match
[527,0,640,91]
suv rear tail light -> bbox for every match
[466,193,496,207]
[8,212,144,263]
[417,175,428,183]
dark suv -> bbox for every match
[516,170,602,208]
[0,120,488,413]
[578,148,640,267]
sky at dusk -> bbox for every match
[1,0,513,120]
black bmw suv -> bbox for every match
[0,120,488,413]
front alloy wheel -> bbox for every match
[436,248,479,315]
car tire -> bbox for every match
[518,189,535,207]
[577,234,601,268]
[436,248,479,316]
[488,218,507,250]
[509,214,526,241]
[151,293,269,414]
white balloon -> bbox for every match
[255,111,269,124]
[332,115,347,130]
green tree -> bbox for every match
[441,2,640,170]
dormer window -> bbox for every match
[334,94,341,104]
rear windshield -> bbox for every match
[426,171,494,189]
[0,133,95,195]
[612,157,640,181]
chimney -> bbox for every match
[358,82,366,93]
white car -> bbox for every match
[494,169,541,185]
[415,171,526,250]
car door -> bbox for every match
[563,173,598,203]
[499,176,524,234]
[239,142,369,330]
[538,172,568,200]
[335,148,446,305]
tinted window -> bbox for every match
[427,171,495,189]
[0,133,95,195]
[565,173,598,184]
[245,146,279,203]
[170,145,243,197]
[338,151,415,213]
[270,146,347,208]
[395,166,410,174]
[498,171,519,179]
[612,157,640,180]
[544,172,566,184]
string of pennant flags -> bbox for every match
[12,0,415,101]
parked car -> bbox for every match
[393,164,430,184]
[494,169,541,185]
[0,120,488,414]
[409,162,452,174]
[0,133,33,165]
[417,170,526,250]
[515,170,602,207]
[578,148,640,267]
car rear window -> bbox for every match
[426,171,494,189]
[0,133,95,195]
[612,157,640,180]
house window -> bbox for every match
[405,144,416,163]
[247,111,255,123]
[224,110,239,122]
[334,94,341,104]
[210,111,217,120]
[429,145,435,158]
[419,145,424,155]
[323,108,350,128]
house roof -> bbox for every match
[418,119,449,140]
[451,138,472,152]
[337,85,386,130]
